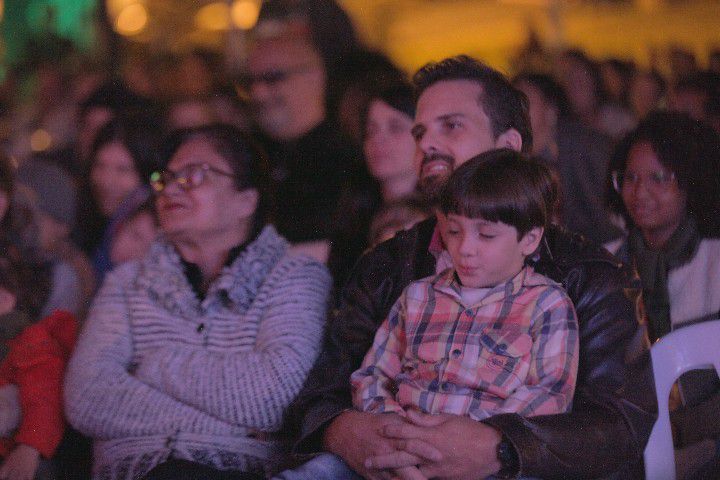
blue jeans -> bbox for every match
[271,454,361,480]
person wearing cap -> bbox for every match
[17,155,95,319]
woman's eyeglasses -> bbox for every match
[611,170,677,193]
[150,163,234,193]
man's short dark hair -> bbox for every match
[440,149,550,239]
[413,55,533,154]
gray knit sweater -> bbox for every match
[64,226,331,480]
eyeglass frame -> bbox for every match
[149,163,236,194]
[611,169,678,193]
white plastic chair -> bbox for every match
[644,320,720,480]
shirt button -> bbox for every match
[441,382,450,391]
[196,323,205,333]
[465,309,473,316]
[452,349,462,357]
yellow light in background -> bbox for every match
[115,3,148,36]
[30,129,52,152]
[231,0,261,30]
[106,0,139,19]
[0,0,4,23]
[195,2,230,31]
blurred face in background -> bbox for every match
[364,99,417,184]
[110,210,158,265]
[90,141,141,217]
[247,37,326,141]
[621,141,686,245]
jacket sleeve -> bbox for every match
[484,260,658,479]
[64,264,236,440]
[133,258,331,431]
[350,295,407,416]
[287,241,403,454]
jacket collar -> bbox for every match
[135,225,288,318]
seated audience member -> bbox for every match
[82,118,160,280]
[0,259,78,480]
[282,55,654,480]
[513,72,622,244]
[606,111,720,479]
[17,155,96,319]
[329,81,425,291]
[368,197,431,248]
[629,69,667,121]
[109,200,158,267]
[292,152,579,479]
[64,124,331,479]
[0,155,52,321]
[246,26,360,262]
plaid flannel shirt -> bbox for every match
[351,265,579,420]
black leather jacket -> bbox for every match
[287,218,657,479]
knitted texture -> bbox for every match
[64,226,331,480]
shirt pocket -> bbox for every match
[449,327,533,393]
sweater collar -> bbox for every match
[136,225,288,318]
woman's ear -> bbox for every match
[520,226,544,256]
[233,188,259,221]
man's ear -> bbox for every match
[495,128,523,152]
[520,226,544,256]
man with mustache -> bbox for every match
[283,55,656,480]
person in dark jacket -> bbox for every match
[280,55,656,480]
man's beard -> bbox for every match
[417,152,455,205]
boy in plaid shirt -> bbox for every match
[274,151,578,480]
[351,150,578,431]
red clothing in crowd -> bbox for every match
[0,311,78,458]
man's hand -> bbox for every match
[324,410,439,480]
[368,410,504,480]
[0,444,40,480]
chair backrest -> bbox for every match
[644,320,720,480]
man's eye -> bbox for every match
[479,233,496,240]
[446,229,459,236]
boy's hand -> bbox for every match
[0,288,16,316]
[0,444,40,480]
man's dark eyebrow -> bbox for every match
[412,112,467,138]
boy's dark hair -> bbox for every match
[440,149,550,239]
[412,55,533,154]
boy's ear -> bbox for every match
[520,226,544,256]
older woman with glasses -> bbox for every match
[606,111,720,480]
[64,124,331,480]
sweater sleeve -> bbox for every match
[64,264,233,440]
[134,258,331,431]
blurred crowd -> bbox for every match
[0,0,719,478]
